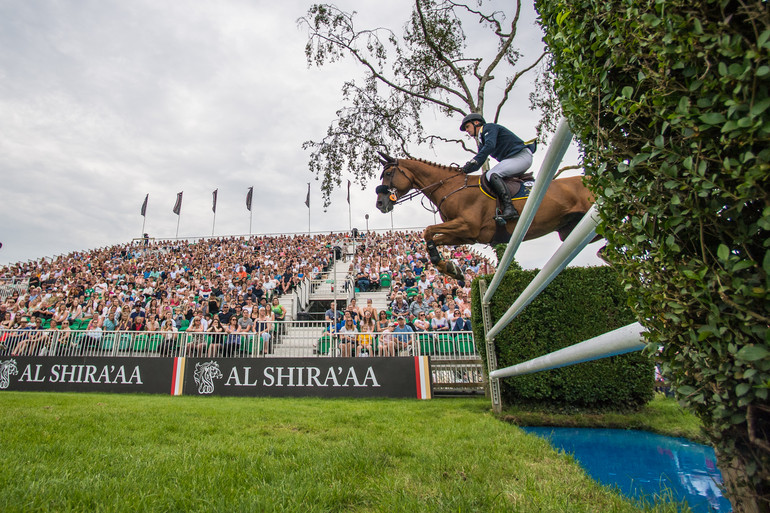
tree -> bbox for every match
[537,0,769,510]
[298,0,556,206]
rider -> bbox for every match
[459,113,536,224]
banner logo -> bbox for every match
[193,361,222,394]
[0,359,18,389]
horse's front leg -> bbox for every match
[423,219,476,265]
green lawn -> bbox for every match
[0,393,690,512]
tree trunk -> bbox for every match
[715,431,770,513]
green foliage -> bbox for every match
[472,266,653,409]
[492,244,523,270]
[298,1,553,207]
[536,0,769,507]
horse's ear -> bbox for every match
[377,151,395,164]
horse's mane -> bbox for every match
[401,157,458,172]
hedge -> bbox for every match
[472,266,653,410]
[536,0,769,508]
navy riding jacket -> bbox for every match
[470,123,534,171]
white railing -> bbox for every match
[479,120,646,412]
[0,325,479,359]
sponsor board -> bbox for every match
[183,357,432,398]
[0,357,174,394]
[0,356,433,398]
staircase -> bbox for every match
[269,242,393,357]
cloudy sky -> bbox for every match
[0,0,603,269]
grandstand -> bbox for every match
[0,230,494,393]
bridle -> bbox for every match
[376,160,477,216]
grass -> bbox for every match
[500,394,707,444]
[0,393,690,512]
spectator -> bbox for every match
[358,309,377,357]
[254,307,273,356]
[206,317,227,357]
[413,312,430,332]
[381,316,413,357]
[430,309,450,332]
[336,318,358,357]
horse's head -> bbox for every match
[375,152,413,213]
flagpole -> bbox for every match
[173,191,183,239]
[140,193,148,239]
[211,189,218,237]
[346,180,352,232]
[246,186,254,236]
[306,182,311,234]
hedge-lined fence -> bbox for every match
[472,266,653,410]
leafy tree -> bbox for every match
[537,0,769,510]
[298,0,556,206]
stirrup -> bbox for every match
[494,207,519,225]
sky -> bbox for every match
[0,0,604,270]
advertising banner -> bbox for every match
[0,357,174,394]
[0,356,432,399]
[183,357,432,399]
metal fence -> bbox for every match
[0,322,483,393]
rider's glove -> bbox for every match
[460,160,479,174]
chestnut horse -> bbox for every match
[374,153,595,279]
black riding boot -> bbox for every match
[489,174,519,225]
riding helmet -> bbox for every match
[460,113,485,131]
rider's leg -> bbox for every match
[486,149,533,224]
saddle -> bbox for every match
[479,172,535,202]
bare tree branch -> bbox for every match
[494,51,548,122]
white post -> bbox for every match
[486,205,600,342]
[489,322,646,379]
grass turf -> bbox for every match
[0,393,689,512]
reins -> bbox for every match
[382,161,478,216]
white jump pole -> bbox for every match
[483,119,574,304]
[489,322,646,379]
[486,204,600,341]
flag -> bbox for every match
[246,187,253,212]
[305,183,310,208]
[347,180,351,205]
[140,194,148,217]
[212,189,218,213]
[173,192,183,215]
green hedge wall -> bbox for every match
[536,0,769,506]
[472,266,653,409]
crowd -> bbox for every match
[0,234,331,356]
[324,230,491,357]
[0,230,494,357]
